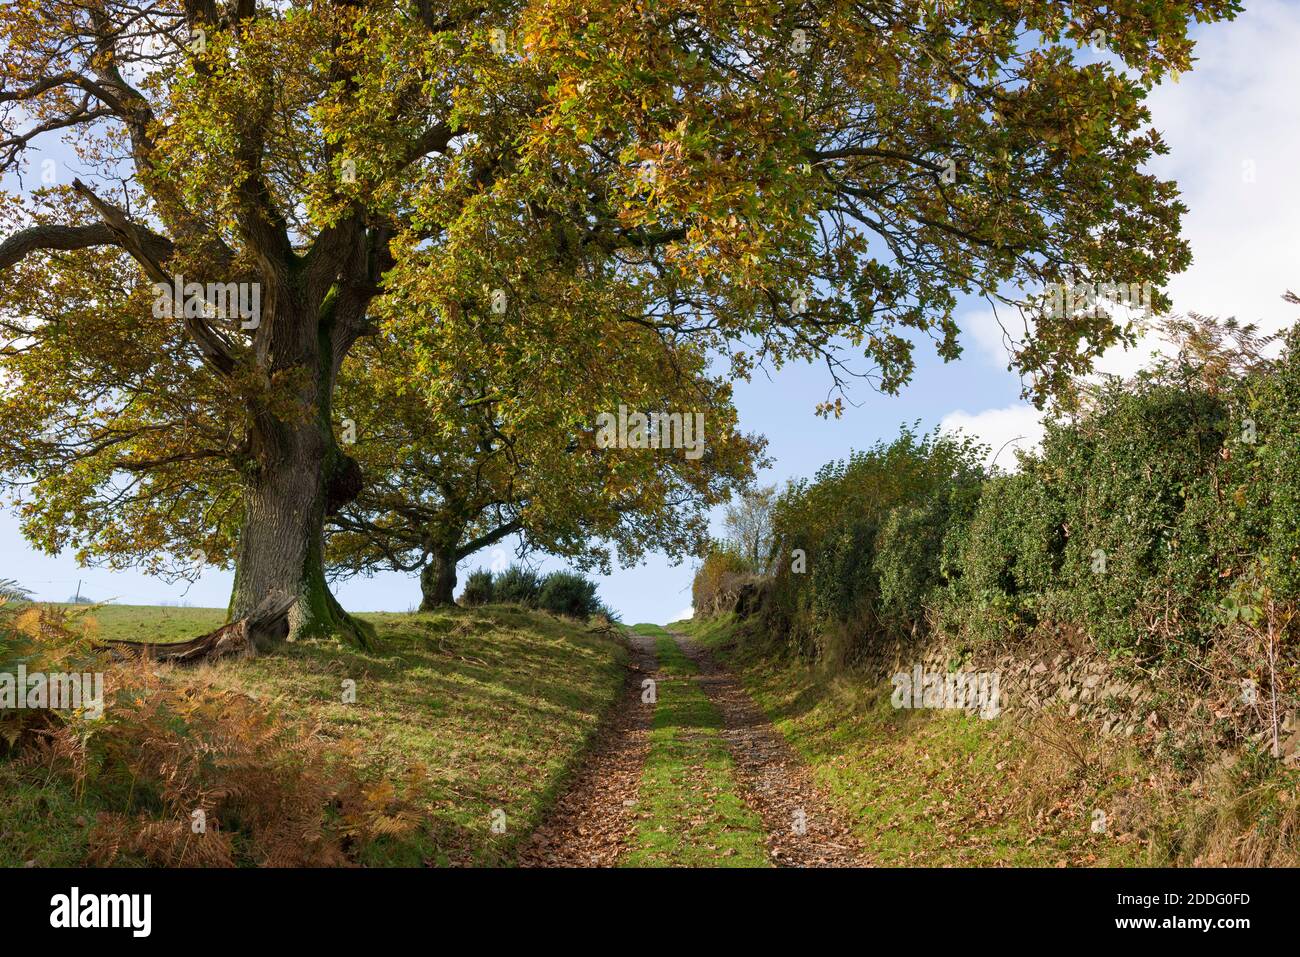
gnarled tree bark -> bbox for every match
[419,547,459,610]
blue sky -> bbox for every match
[5,1,1300,623]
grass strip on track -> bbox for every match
[624,624,768,867]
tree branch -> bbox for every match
[68,178,238,376]
[456,518,524,561]
[0,222,121,272]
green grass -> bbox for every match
[59,602,228,643]
[673,611,749,651]
[1,602,627,867]
[0,765,102,868]
[624,623,769,867]
[673,614,1146,867]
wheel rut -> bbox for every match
[515,632,658,866]
[519,626,870,867]
[669,631,871,867]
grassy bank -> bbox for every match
[1,603,626,867]
[624,624,768,867]
[674,614,1164,866]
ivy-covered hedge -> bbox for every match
[762,426,987,661]
[717,316,1300,668]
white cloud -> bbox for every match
[1094,0,1300,379]
[959,308,1026,370]
[672,606,694,622]
[1152,0,1300,328]
[940,404,1046,470]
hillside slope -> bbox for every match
[1,604,627,867]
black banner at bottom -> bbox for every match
[0,866,1276,943]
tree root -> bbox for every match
[101,593,295,664]
[320,586,376,651]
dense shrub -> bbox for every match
[875,475,983,635]
[537,571,601,619]
[761,426,988,659]
[460,565,605,618]
[943,469,1067,646]
[811,514,880,626]
[460,568,494,606]
[943,319,1276,659]
[1048,379,1231,655]
[697,313,1300,676]
[1252,318,1300,600]
[492,564,542,607]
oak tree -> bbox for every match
[328,323,764,608]
[0,0,1238,652]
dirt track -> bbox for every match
[518,628,869,867]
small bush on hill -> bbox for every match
[460,568,494,607]
[493,565,542,607]
[537,571,601,619]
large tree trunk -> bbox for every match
[105,436,366,660]
[224,293,370,651]
[227,431,367,649]
[419,548,458,610]
[105,288,370,661]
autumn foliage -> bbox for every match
[0,0,1244,648]
[2,602,425,866]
